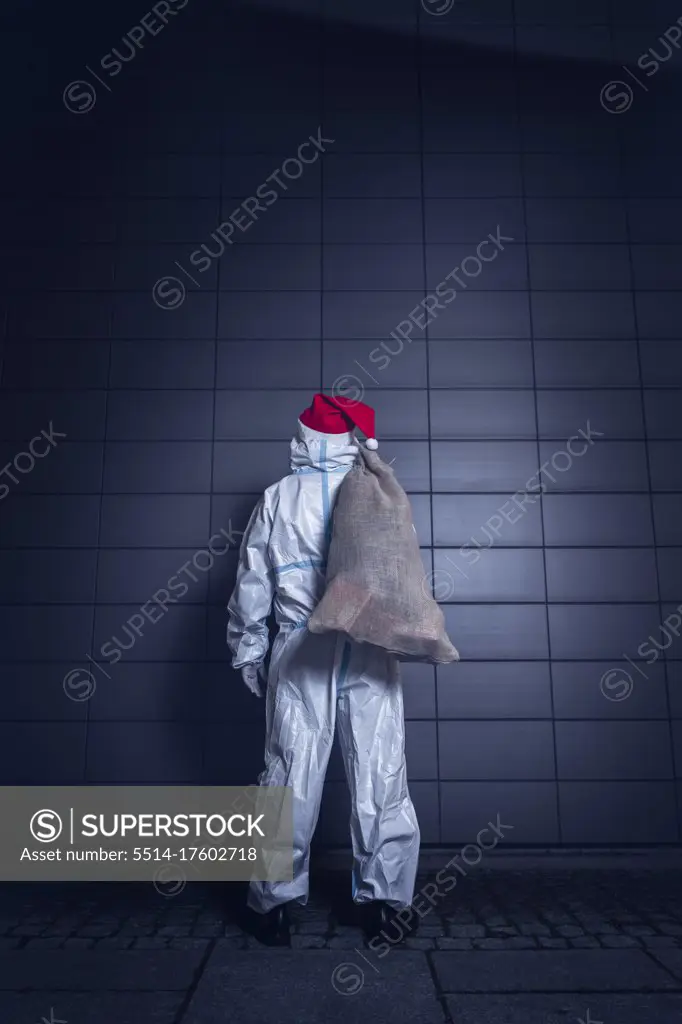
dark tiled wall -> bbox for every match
[1,0,681,845]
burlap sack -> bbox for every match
[308,447,459,664]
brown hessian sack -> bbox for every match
[308,446,459,664]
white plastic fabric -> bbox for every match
[227,421,420,913]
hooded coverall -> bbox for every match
[227,422,420,914]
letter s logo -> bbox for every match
[30,809,63,842]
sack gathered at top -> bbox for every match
[308,446,459,664]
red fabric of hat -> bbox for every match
[299,393,376,443]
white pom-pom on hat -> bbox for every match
[365,438,379,450]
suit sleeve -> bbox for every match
[226,496,275,669]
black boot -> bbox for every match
[361,901,419,946]
[244,903,291,947]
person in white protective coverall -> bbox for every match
[227,393,420,946]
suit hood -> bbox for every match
[290,420,359,472]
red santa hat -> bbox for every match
[299,393,378,449]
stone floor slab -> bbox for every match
[0,950,204,990]
[650,949,682,981]
[444,994,682,1024]
[432,950,678,993]
[183,945,445,1024]
[0,992,182,1024]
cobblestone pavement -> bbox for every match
[2,866,682,952]
[2,864,682,1023]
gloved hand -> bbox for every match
[241,662,267,698]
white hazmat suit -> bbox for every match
[227,421,420,914]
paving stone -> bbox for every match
[436,938,473,950]
[328,935,364,949]
[432,950,677,993]
[95,938,135,950]
[556,925,584,937]
[538,938,568,949]
[600,935,640,948]
[508,914,541,926]
[133,937,170,949]
[474,938,537,950]
[415,924,446,937]
[291,935,327,949]
[24,938,66,950]
[0,950,204,989]
[569,937,600,949]
[643,936,679,948]
[519,923,551,936]
[578,921,619,935]
[64,938,95,949]
[660,924,682,935]
[404,937,434,950]
[169,938,212,951]
[623,925,656,936]
[444,993,682,1024]
[489,927,519,937]
[0,993,182,1024]
[296,921,329,935]
[183,946,444,1023]
[449,925,485,938]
